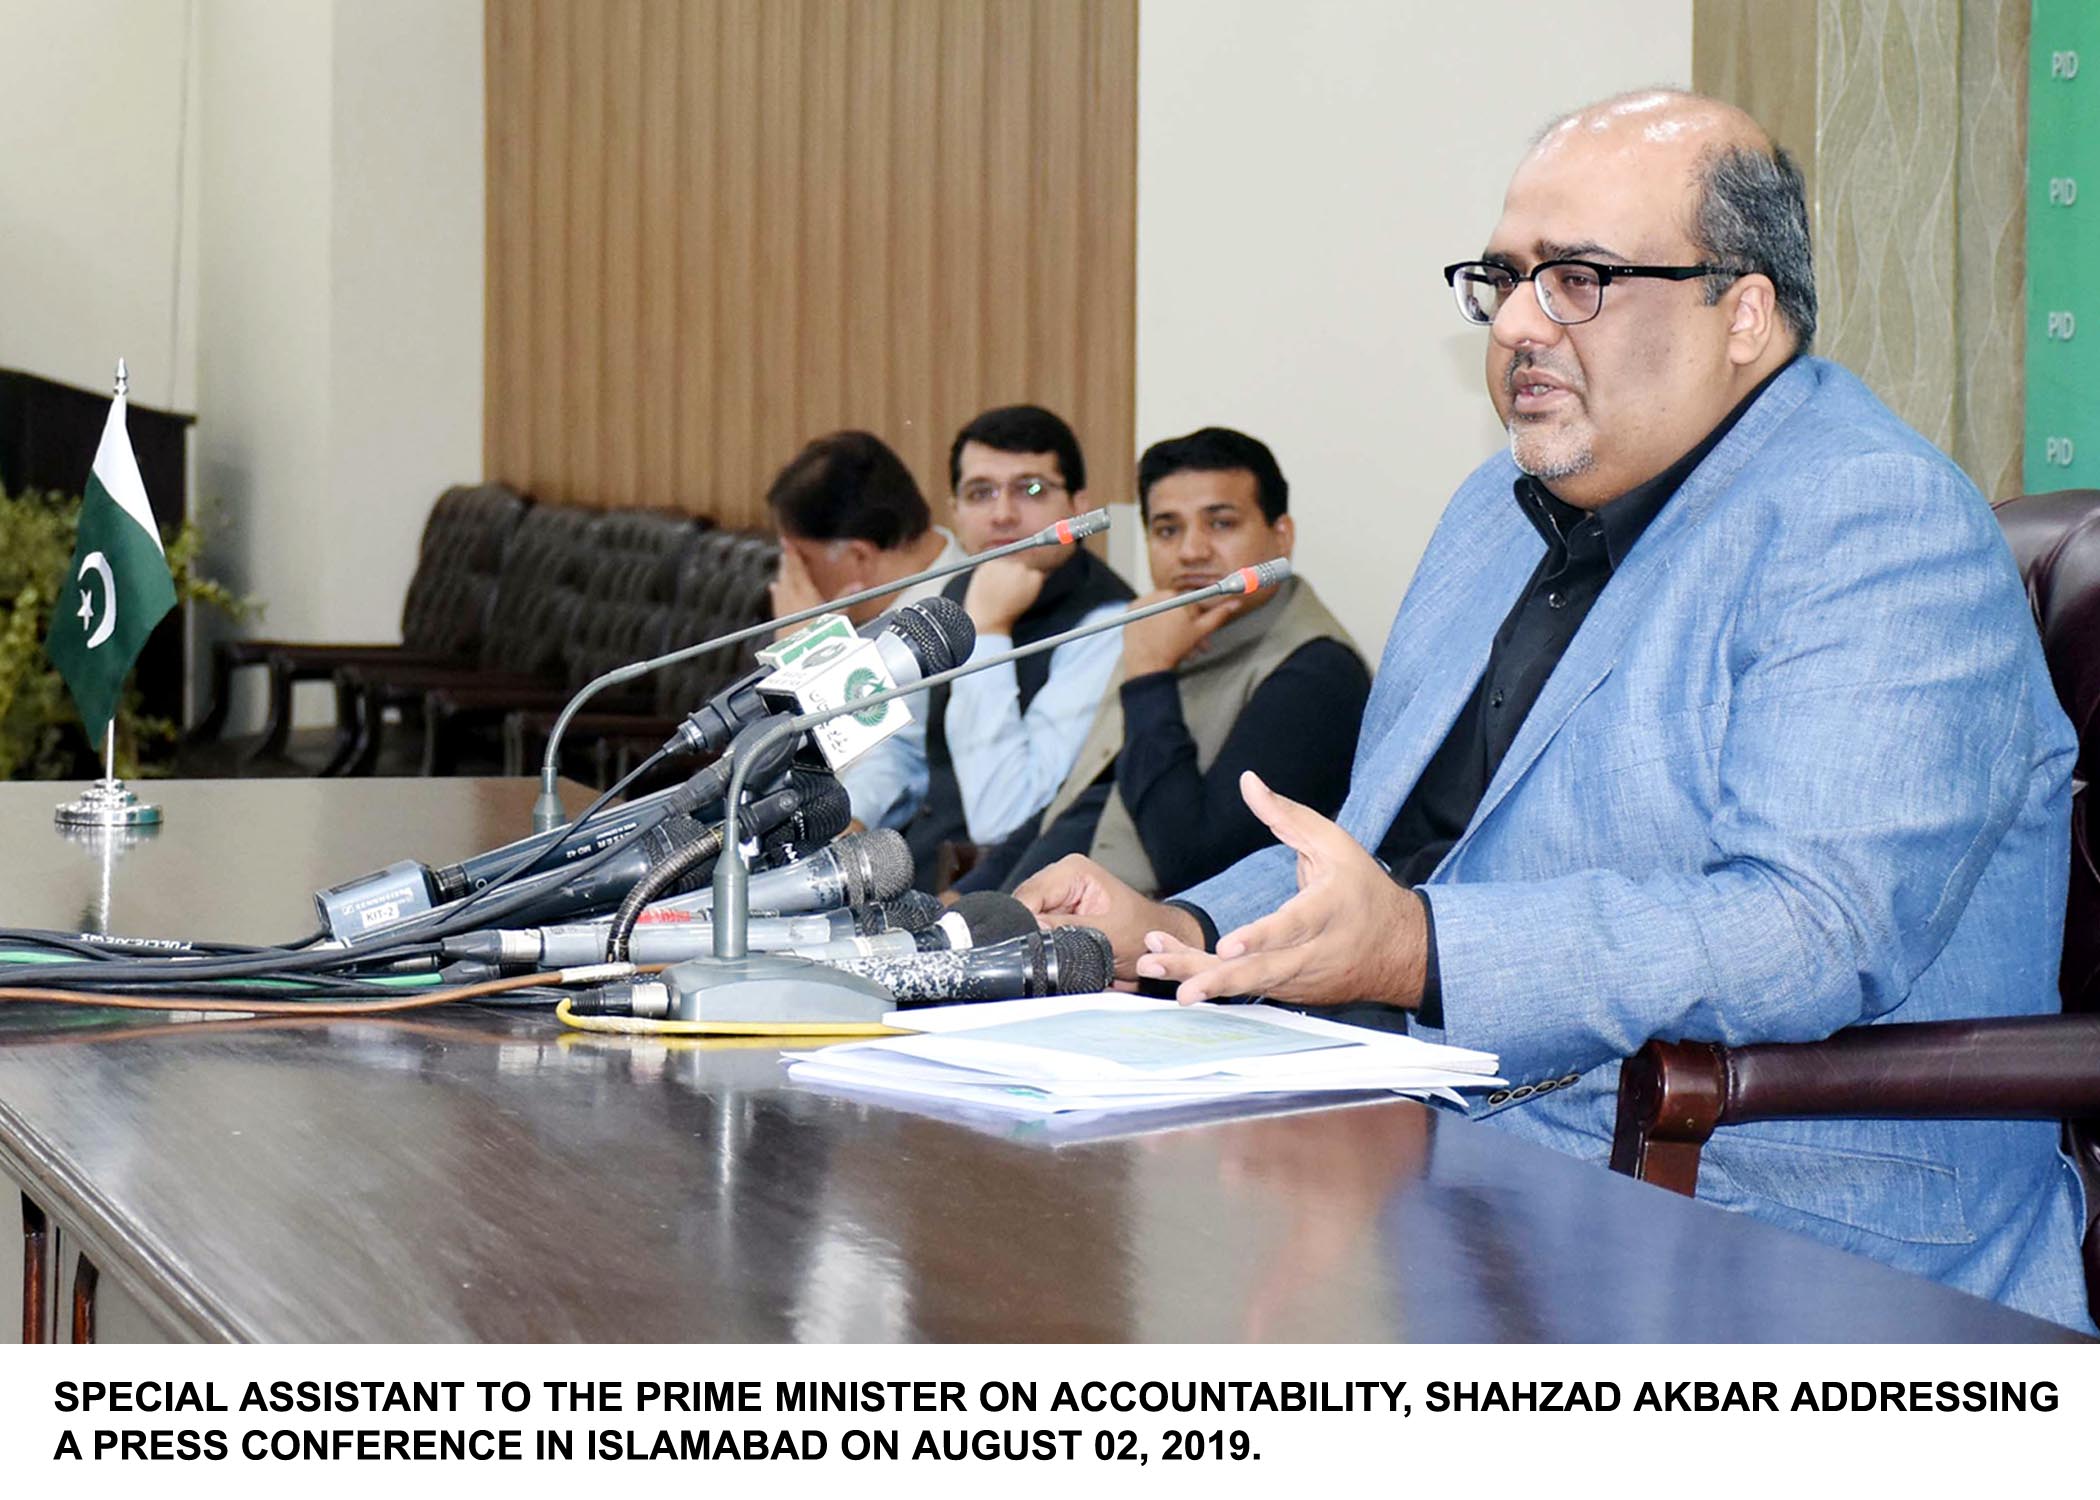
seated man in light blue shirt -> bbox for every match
[763,430,966,831]
[902,405,1134,890]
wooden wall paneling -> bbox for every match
[890,0,943,512]
[798,0,848,452]
[567,5,608,506]
[638,0,681,512]
[715,0,764,518]
[601,0,643,508]
[485,0,1137,532]
[1036,0,1085,463]
[672,0,713,509]
[1083,0,1138,509]
[527,0,571,499]
[934,0,990,509]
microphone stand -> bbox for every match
[649,560,1292,1025]
[531,508,1112,832]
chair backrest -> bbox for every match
[399,484,531,657]
[562,509,712,690]
[655,530,782,716]
[1993,490,2100,1014]
[1992,490,2100,1296]
[478,501,602,677]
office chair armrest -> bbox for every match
[1611,1016,2100,1196]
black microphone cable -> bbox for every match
[602,771,853,962]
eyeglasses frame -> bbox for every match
[1441,258,1740,327]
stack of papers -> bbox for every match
[784,994,1503,1116]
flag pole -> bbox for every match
[53,359,164,830]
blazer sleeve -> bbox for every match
[1423,453,2075,1087]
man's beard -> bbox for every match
[1509,423,1595,482]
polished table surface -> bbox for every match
[0,779,2082,1342]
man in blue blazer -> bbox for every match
[1017,91,2094,1330]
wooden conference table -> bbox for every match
[0,779,2080,1342]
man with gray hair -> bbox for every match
[1019,90,2094,1330]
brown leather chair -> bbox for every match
[330,500,602,774]
[503,529,781,785]
[1611,490,2100,1323]
[416,508,708,774]
[190,483,529,761]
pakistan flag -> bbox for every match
[47,387,177,738]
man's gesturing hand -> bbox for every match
[1132,771,1429,1007]
[1013,855,1202,982]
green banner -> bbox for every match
[2027,1,2100,490]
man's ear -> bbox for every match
[1724,273,1780,366]
[1272,513,1296,557]
[838,538,879,575]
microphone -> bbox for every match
[446,891,950,973]
[785,890,1039,963]
[532,510,1109,831]
[314,715,807,941]
[492,769,846,933]
[577,925,1115,1020]
[664,596,976,764]
[709,559,1292,956]
[673,827,915,917]
[814,926,1114,1005]
[625,561,1291,1030]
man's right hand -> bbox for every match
[1013,855,1204,981]
[769,545,829,636]
[962,555,1049,637]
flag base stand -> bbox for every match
[54,778,162,829]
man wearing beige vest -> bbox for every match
[956,428,1370,897]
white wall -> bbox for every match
[1,0,482,731]
[0,0,200,415]
[194,0,335,675]
[1133,0,1694,657]
[326,0,485,643]
[190,0,482,728]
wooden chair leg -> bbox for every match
[1610,1040,1728,1197]
[69,1256,98,1344]
[21,1194,47,1344]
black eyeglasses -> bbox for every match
[1442,258,1736,326]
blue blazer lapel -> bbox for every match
[1338,483,1541,846]
[1462,364,1818,833]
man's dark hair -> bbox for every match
[1137,427,1289,524]
[1689,142,1818,350]
[765,431,930,549]
[947,405,1086,494]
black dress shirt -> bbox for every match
[1386,362,1792,1025]
[1169,363,1793,1024]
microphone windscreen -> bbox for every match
[785,769,852,846]
[886,596,976,674]
[1049,925,1114,994]
[836,827,914,906]
[861,889,944,934]
[948,890,1039,947]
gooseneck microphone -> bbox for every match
[632,559,1292,1027]
[710,559,1293,959]
[532,509,1110,831]
[605,826,910,961]
[663,596,975,762]
[576,926,1115,1019]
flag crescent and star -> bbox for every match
[47,379,178,738]
[77,552,117,647]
